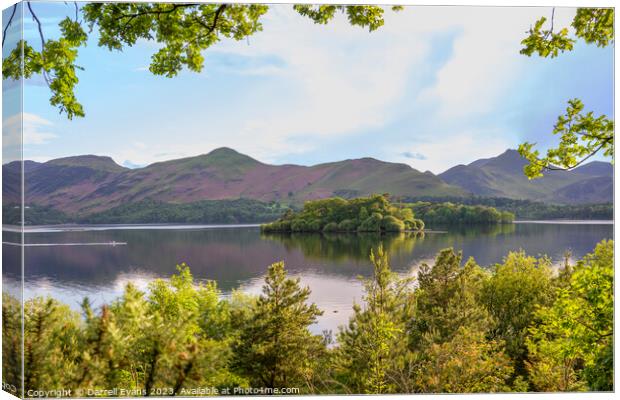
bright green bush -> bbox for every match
[382,215,405,231]
[405,219,418,230]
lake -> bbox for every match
[2,221,613,333]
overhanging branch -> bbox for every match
[539,138,613,172]
[2,4,18,48]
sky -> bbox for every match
[2,3,614,173]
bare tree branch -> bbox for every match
[27,1,51,86]
[2,4,18,48]
[192,4,228,42]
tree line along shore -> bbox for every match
[4,195,613,226]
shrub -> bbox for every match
[405,219,418,230]
[291,220,308,232]
[279,220,292,231]
[338,219,358,231]
[307,219,322,231]
[358,213,383,232]
[382,215,405,231]
[323,222,339,232]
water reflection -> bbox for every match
[2,222,613,332]
[261,231,425,263]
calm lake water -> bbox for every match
[2,221,613,333]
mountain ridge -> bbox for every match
[2,147,464,214]
[439,149,612,204]
[2,148,612,215]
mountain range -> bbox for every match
[439,149,613,204]
[2,148,613,217]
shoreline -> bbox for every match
[1,219,614,233]
[513,220,613,225]
[2,223,263,233]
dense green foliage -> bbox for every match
[519,8,614,177]
[261,195,424,233]
[2,199,289,225]
[3,240,613,395]
[481,251,555,378]
[231,262,324,389]
[2,3,400,119]
[407,201,513,225]
[403,196,613,220]
[333,246,414,393]
[526,240,614,391]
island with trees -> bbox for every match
[261,195,425,233]
[261,195,516,233]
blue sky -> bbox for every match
[3,3,614,173]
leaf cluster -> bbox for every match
[519,8,614,178]
[520,8,614,58]
[2,3,398,118]
[518,98,614,178]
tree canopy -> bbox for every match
[518,8,614,178]
[3,240,613,395]
[2,2,401,119]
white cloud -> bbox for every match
[182,6,577,164]
[2,112,57,146]
[390,128,516,173]
[418,7,576,117]
[205,7,430,157]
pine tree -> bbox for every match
[409,249,491,349]
[335,246,414,394]
[232,261,324,390]
[406,248,514,393]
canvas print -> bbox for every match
[1,1,614,397]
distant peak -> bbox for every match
[204,147,263,164]
[47,155,127,172]
[500,149,520,157]
[51,154,115,162]
[208,147,241,156]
